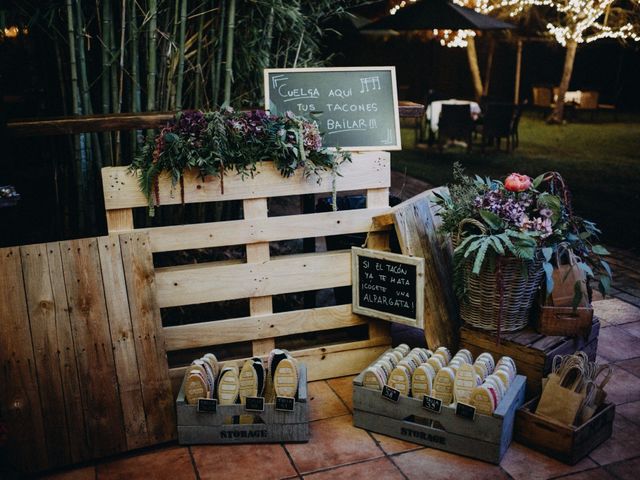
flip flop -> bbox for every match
[239,359,259,404]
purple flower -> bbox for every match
[539,208,552,218]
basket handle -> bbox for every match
[455,218,487,246]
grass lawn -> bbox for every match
[392,113,640,249]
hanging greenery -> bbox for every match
[129,109,350,215]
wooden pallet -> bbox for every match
[101,152,394,394]
[176,365,309,444]
[0,234,174,473]
[460,317,600,400]
[352,357,526,464]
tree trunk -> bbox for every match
[549,39,578,124]
[223,0,236,106]
[482,37,495,97]
[466,36,483,102]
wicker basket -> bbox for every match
[455,219,544,333]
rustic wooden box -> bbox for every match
[515,397,615,465]
[176,365,309,444]
[537,302,594,338]
[460,317,600,400]
[352,365,527,464]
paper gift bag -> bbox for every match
[550,248,589,308]
[536,367,586,425]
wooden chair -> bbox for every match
[481,102,516,153]
[438,104,474,152]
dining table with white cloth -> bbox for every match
[426,99,482,132]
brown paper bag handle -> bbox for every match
[594,364,613,390]
[559,365,584,392]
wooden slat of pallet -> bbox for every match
[163,304,368,350]
[155,250,351,308]
[101,152,391,210]
[20,244,72,467]
[60,238,127,457]
[0,247,48,472]
[374,188,458,349]
[145,207,391,253]
[119,233,176,443]
[45,243,88,463]
[365,187,393,342]
[106,208,134,232]
[98,237,150,449]
[243,197,276,356]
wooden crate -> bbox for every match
[515,397,615,465]
[352,362,526,464]
[101,152,394,395]
[176,365,309,444]
[460,317,600,400]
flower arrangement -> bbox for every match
[435,163,612,306]
[130,109,349,215]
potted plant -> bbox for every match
[434,164,612,334]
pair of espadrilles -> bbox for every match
[219,349,299,404]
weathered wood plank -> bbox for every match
[45,243,87,463]
[98,237,150,449]
[144,207,391,253]
[119,233,176,443]
[163,304,369,350]
[377,187,459,349]
[102,152,391,210]
[106,208,134,233]
[20,244,72,467]
[60,238,127,457]
[155,250,352,308]
[0,247,48,472]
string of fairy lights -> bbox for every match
[387,0,640,48]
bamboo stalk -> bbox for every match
[194,7,205,108]
[147,0,158,112]
[223,0,236,106]
[213,0,226,106]
[114,0,127,165]
[167,0,181,110]
[101,0,114,165]
[176,0,188,110]
[130,0,142,150]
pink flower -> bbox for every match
[505,173,532,192]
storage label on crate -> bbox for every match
[423,395,442,413]
[264,67,401,150]
[455,402,476,420]
[275,396,296,412]
[382,385,401,402]
[352,247,425,328]
[245,397,265,412]
[197,398,217,413]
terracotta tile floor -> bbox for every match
[36,291,640,479]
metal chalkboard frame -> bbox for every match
[264,66,402,151]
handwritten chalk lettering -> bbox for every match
[423,395,443,413]
[326,118,367,134]
[279,85,320,102]
[369,119,377,129]
[328,88,353,98]
[325,103,378,112]
[382,385,401,402]
[362,283,387,293]
[360,76,382,93]
[362,293,412,309]
[296,103,317,112]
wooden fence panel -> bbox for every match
[0,247,48,472]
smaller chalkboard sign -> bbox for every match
[423,395,443,413]
[197,398,217,413]
[275,396,295,412]
[455,402,476,421]
[245,397,265,412]
[352,247,425,328]
[382,385,401,403]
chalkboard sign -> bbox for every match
[264,67,401,151]
[382,385,401,403]
[423,395,443,414]
[455,402,476,421]
[352,247,425,328]
[197,398,217,413]
[275,396,295,412]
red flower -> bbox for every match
[505,173,532,192]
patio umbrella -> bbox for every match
[361,0,516,32]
